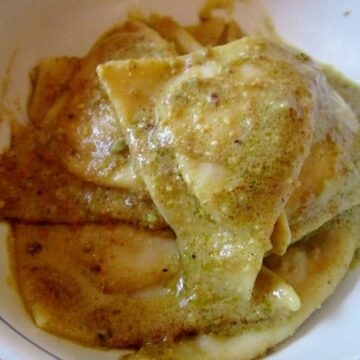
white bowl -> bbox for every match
[0,1,359,359]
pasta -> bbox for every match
[1,4,359,359]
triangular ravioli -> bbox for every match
[0,125,165,227]
[14,222,300,348]
[37,20,176,189]
[98,38,318,301]
[127,205,360,359]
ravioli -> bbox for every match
[28,57,80,126]
[19,16,290,238]
[98,37,317,274]
[4,8,360,360]
[146,15,204,54]
[0,125,165,228]
[0,20,181,227]
[129,205,359,359]
[14,221,301,348]
[169,14,360,248]
[37,20,176,189]
[187,17,243,46]
[285,77,360,242]
[98,31,360,355]
[286,67,360,242]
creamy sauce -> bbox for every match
[2,4,360,360]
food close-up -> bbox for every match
[0,1,359,359]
